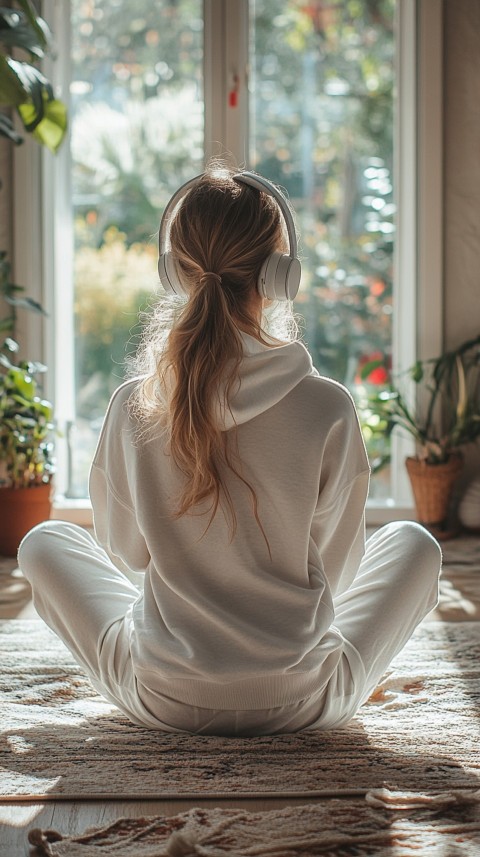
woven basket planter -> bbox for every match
[405,454,463,536]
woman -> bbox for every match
[18,166,441,735]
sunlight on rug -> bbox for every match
[28,788,480,856]
[1,620,479,800]
[434,535,480,621]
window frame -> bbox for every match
[12,0,443,526]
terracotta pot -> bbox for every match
[0,483,53,557]
[405,455,463,540]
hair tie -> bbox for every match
[199,271,222,287]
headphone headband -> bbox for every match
[232,172,298,258]
[158,170,301,300]
[158,173,204,253]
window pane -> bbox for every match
[69,0,204,497]
[249,0,395,498]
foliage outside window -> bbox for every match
[68,0,395,498]
[69,0,203,496]
[251,0,395,496]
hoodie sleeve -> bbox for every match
[311,386,370,597]
[89,381,151,578]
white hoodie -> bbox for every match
[90,334,370,710]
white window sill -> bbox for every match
[52,498,93,527]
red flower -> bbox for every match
[367,365,389,385]
[356,351,390,385]
[369,279,385,297]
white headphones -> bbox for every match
[157,171,301,301]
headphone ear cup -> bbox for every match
[158,251,187,296]
[258,253,301,301]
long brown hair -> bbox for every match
[134,166,293,545]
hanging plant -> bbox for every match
[0,0,67,151]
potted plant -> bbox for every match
[0,1,67,556]
[359,335,480,538]
[0,336,54,555]
[0,248,53,557]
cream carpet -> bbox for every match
[1,619,479,800]
[28,789,480,856]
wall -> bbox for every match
[443,0,480,349]
[0,0,13,289]
[0,136,13,331]
[0,136,13,281]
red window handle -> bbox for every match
[229,73,239,108]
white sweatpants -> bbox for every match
[18,521,441,735]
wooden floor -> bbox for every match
[1,797,320,856]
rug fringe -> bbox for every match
[366,787,480,810]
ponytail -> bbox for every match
[161,271,272,553]
[135,168,288,551]
[163,271,243,522]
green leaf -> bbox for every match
[26,360,47,374]
[0,54,26,105]
[8,366,36,398]
[0,112,23,144]
[455,355,467,421]
[33,397,53,418]
[0,5,66,153]
[16,0,50,53]
[10,59,52,129]
[11,392,36,410]
[359,358,383,381]
[0,7,46,58]
[18,99,68,153]
[432,353,451,386]
[0,352,12,370]
[5,294,48,315]
[410,361,423,383]
[3,337,19,353]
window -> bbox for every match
[250,0,396,499]
[14,0,442,519]
[68,0,204,497]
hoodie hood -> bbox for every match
[217,333,318,430]
[156,333,318,432]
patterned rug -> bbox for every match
[1,620,479,801]
[28,789,480,856]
